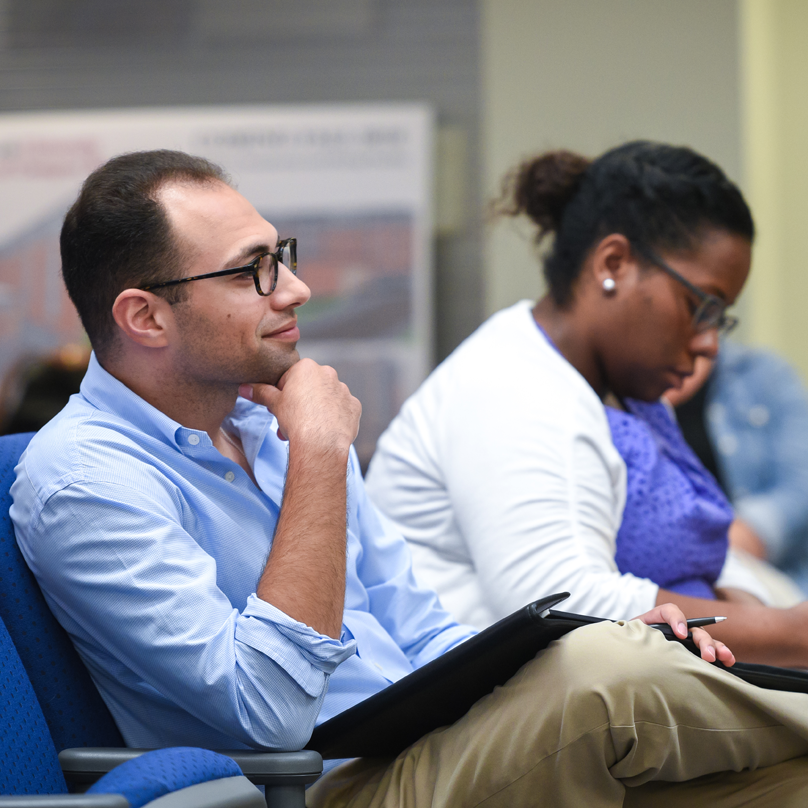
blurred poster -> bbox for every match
[0,104,433,466]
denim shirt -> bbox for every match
[706,340,808,591]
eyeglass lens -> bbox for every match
[255,240,297,295]
[694,298,736,334]
[255,255,275,295]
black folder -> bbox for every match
[306,592,808,759]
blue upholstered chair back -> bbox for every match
[0,611,67,795]
[0,431,123,750]
[0,606,248,802]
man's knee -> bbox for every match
[544,619,674,695]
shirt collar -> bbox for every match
[79,352,275,451]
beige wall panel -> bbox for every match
[742,0,808,380]
[482,0,742,316]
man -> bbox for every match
[11,150,808,806]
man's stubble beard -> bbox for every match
[172,303,302,389]
[251,345,300,387]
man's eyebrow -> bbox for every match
[224,241,276,269]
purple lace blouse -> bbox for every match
[606,399,733,599]
[533,319,731,599]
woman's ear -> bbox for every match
[111,289,173,349]
[590,233,639,295]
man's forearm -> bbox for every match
[243,360,360,639]
[257,441,349,638]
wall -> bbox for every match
[741,0,808,380]
[0,0,483,362]
[481,0,743,319]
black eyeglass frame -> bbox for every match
[139,237,297,297]
[632,243,738,336]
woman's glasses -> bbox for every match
[634,244,738,335]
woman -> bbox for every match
[365,141,808,667]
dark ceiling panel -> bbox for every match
[7,0,196,48]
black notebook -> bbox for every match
[306,593,808,759]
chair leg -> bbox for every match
[265,784,306,808]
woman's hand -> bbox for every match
[632,602,736,667]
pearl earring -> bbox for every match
[602,278,616,293]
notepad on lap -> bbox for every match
[307,592,808,759]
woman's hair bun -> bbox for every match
[493,140,753,307]
[495,150,591,240]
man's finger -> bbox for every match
[239,383,281,411]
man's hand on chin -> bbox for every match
[239,358,361,454]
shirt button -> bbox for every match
[188,434,200,446]
[225,471,236,482]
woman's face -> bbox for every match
[600,228,751,402]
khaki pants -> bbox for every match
[307,620,808,807]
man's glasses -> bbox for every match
[634,244,738,335]
[140,238,297,297]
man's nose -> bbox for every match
[271,263,311,308]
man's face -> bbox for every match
[159,180,311,388]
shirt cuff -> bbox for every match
[236,594,357,697]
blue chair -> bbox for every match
[0,433,322,808]
[0,607,265,807]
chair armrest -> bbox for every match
[214,751,322,787]
[0,796,129,807]
[59,748,155,786]
[59,748,323,788]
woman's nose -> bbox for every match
[690,327,720,359]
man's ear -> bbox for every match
[111,289,174,348]
[590,233,639,292]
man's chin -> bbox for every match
[249,350,300,387]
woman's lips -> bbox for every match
[666,369,691,389]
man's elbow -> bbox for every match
[234,683,326,751]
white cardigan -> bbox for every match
[365,300,660,628]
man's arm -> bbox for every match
[12,474,354,751]
[241,358,362,639]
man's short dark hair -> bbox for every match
[60,149,230,357]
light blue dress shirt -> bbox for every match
[11,354,474,762]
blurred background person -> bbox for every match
[0,344,89,435]
[666,344,808,596]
